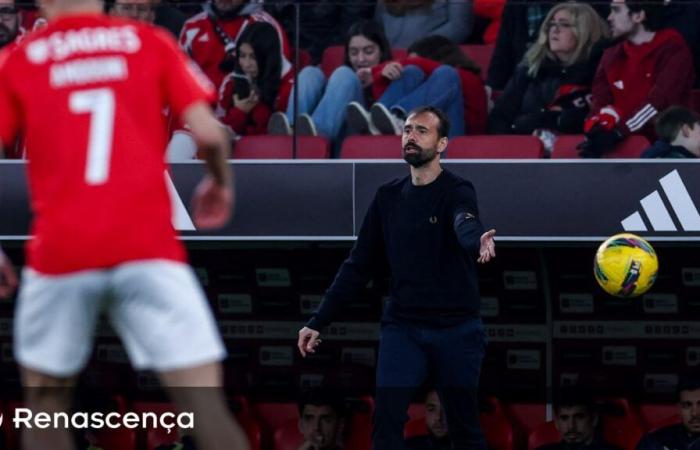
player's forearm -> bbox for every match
[202,127,232,188]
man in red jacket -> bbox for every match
[579,0,695,157]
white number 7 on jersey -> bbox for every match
[69,88,115,185]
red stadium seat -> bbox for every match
[274,418,303,450]
[601,414,644,450]
[528,421,560,450]
[481,397,516,450]
[447,135,544,158]
[461,45,495,80]
[551,135,650,159]
[233,136,330,159]
[253,402,299,436]
[636,404,681,431]
[90,427,137,450]
[320,46,408,77]
[506,403,547,450]
[404,417,429,438]
[340,135,403,159]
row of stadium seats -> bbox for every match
[230,134,653,159]
[0,397,680,450]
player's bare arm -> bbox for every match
[184,101,234,230]
[0,248,18,298]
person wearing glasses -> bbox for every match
[488,2,609,147]
[110,0,155,23]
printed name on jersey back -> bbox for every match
[50,56,127,88]
[25,26,141,65]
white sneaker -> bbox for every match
[371,103,403,135]
[267,111,292,136]
[296,113,318,136]
[346,101,380,135]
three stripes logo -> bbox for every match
[621,170,700,232]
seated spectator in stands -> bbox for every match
[374,0,473,48]
[267,20,392,147]
[486,0,608,93]
[642,106,700,158]
[537,389,620,450]
[265,1,375,65]
[217,22,293,137]
[179,0,291,93]
[405,389,451,450]
[578,0,695,158]
[0,0,22,48]
[488,3,608,139]
[110,0,155,22]
[347,34,486,137]
[636,376,700,450]
[297,388,346,450]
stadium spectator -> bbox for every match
[298,106,496,450]
[642,106,700,158]
[297,388,346,450]
[374,0,473,48]
[405,389,451,450]
[267,20,392,149]
[179,0,291,93]
[110,0,155,22]
[535,389,620,450]
[216,22,293,137]
[578,0,695,158]
[486,0,608,92]
[347,34,486,137]
[265,1,375,65]
[0,0,21,48]
[636,376,700,450]
[488,3,608,139]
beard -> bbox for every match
[403,142,438,168]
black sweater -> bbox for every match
[307,169,485,330]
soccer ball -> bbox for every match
[594,233,658,298]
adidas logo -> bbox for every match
[622,170,700,232]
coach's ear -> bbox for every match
[437,136,448,155]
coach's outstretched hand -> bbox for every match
[297,326,322,357]
[478,229,497,264]
[0,250,18,298]
[192,175,234,230]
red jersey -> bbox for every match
[0,13,216,274]
[179,9,292,92]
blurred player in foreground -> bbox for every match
[0,0,248,448]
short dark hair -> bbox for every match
[676,375,700,402]
[655,106,700,143]
[298,388,346,417]
[407,106,450,139]
[553,388,596,415]
[626,0,667,31]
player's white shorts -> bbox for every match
[14,259,226,378]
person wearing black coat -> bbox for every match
[488,2,609,135]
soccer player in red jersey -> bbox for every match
[0,0,248,448]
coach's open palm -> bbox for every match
[478,229,497,264]
[297,326,322,358]
[192,175,234,230]
[0,250,18,298]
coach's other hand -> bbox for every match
[298,327,322,357]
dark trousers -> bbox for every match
[372,317,487,450]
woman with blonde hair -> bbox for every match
[488,2,609,136]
